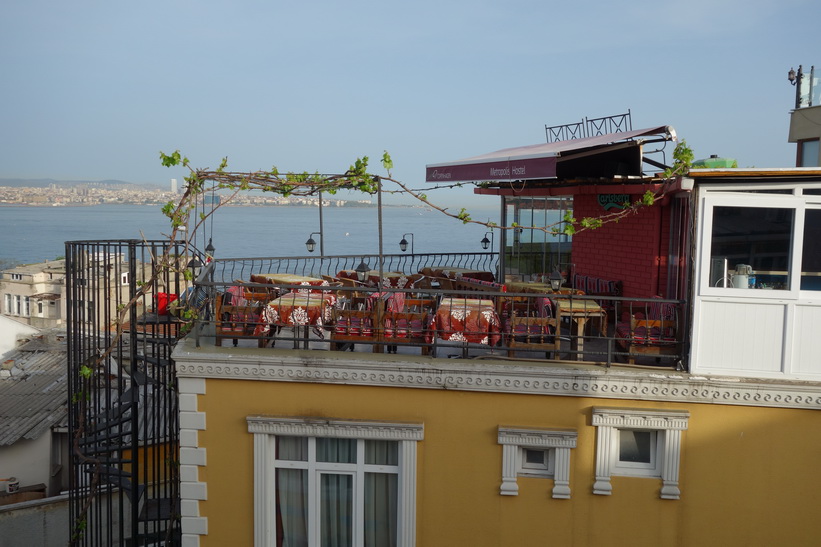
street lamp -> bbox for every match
[305,232,321,253]
[205,238,215,261]
[187,256,203,280]
[788,65,804,109]
[355,260,370,283]
[399,233,414,254]
[480,231,494,251]
[549,269,564,291]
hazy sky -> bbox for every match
[1,0,817,209]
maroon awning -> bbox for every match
[425,125,674,183]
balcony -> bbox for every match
[188,253,685,368]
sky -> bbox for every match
[1,0,818,210]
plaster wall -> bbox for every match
[193,377,821,547]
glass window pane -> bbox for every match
[619,430,653,463]
[317,438,356,463]
[277,436,308,461]
[801,210,821,290]
[364,440,398,466]
[321,474,353,547]
[710,206,793,290]
[276,469,308,546]
[525,449,546,466]
[800,140,820,167]
[365,473,397,547]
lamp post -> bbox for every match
[399,233,414,254]
[789,65,805,109]
[480,231,494,251]
[305,232,321,253]
[355,260,370,283]
[187,256,203,281]
[205,238,215,262]
[549,269,564,291]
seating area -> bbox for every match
[615,299,680,364]
[188,257,682,367]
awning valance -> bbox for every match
[425,125,675,183]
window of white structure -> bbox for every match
[247,416,423,547]
[3,294,10,314]
[592,407,689,500]
[699,193,803,297]
[498,427,576,499]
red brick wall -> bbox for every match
[572,194,670,298]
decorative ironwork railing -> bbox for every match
[545,110,633,143]
[66,240,191,546]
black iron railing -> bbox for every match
[66,240,191,546]
[545,111,633,143]
[192,270,687,368]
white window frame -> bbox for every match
[613,429,662,477]
[3,294,10,315]
[247,416,423,547]
[592,407,689,500]
[498,426,577,499]
[698,192,801,298]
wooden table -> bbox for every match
[260,292,336,348]
[552,298,606,361]
[251,273,328,292]
[434,267,495,282]
[428,297,501,348]
[338,270,415,288]
[505,281,583,295]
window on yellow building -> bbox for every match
[247,416,422,547]
[592,407,689,499]
[498,427,577,499]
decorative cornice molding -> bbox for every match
[592,407,690,430]
[498,427,577,448]
[247,416,424,441]
[172,341,821,411]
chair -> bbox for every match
[381,297,436,355]
[330,299,383,352]
[215,290,267,348]
[506,312,560,359]
[615,299,679,364]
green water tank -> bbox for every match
[693,155,738,168]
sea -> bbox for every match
[0,204,502,265]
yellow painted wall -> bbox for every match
[196,378,821,546]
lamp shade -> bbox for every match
[187,257,203,280]
[549,269,563,291]
[355,260,370,282]
[399,237,409,252]
[480,236,491,250]
[305,236,317,253]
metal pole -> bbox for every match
[318,190,325,256]
[377,177,384,287]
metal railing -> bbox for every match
[209,252,499,285]
[545,111,633,143]
[192,274,687,368]
[66,240,190,546]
